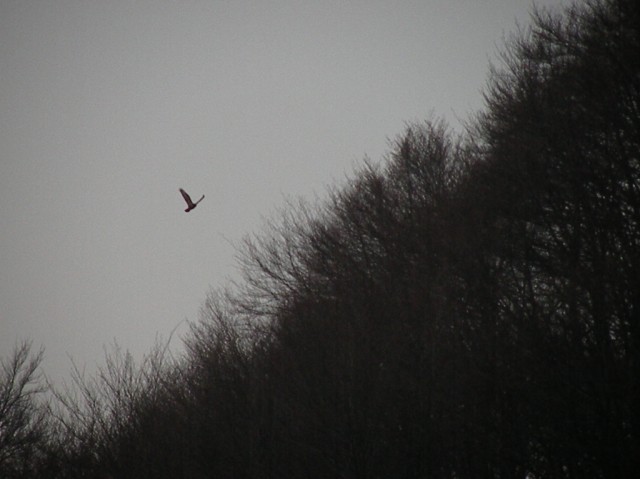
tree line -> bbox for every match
[2,0,638,477]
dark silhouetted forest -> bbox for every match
[1,0,638,477]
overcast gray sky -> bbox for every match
[1,0,569,383]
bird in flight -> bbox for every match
[179,188,205,212]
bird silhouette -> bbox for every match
[179,188,205,212]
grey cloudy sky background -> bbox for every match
[1,0,569,383]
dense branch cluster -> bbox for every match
[2,0,638,477]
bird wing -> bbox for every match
[179,188,195,207]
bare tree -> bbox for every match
[0,342,48,478]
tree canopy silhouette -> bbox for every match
[2,0,638,477]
